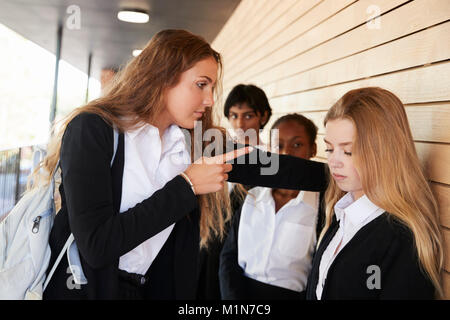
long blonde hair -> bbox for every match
[29,29,231,248]
[320,87,443,297]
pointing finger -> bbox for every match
[207,146,253,164]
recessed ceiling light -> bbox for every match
[117,8,149,23]
[132,49,143,57]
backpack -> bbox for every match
[0,128,118,299]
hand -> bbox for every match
[183,147,253,195]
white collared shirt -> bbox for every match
[237,187,320,292]
[118,123,191,275]
[316,193,385,299]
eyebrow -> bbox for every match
[278,136,303,141]
[230,111,256,115]
[199,76,214,83]
[323,138,352,146]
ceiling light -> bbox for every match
[117,9,149,23]
[132,49,142,57]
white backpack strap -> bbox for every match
[44,127,119,291]
[111,126,119,166]
[67,237,87,285]
[43,233,73,291]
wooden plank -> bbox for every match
[263,22,450,98]
[213,0,268,53]
[431,183,450,229]
[246,0,450,88]
[218,0,276,58]
[224,0,322,71]
[226,0,412,87]
[213,0,252,49]
[220,0,279,72]
[223,0,357,83]
[405,103,450,143]
[416,142,450,186]
[222,0,298,64]
[268,62,450,113]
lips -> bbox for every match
[332,173,346,181]
[194,111,204,118]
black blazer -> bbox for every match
[305,213,435,300]
[219,188,325,300]
[43,113,200,299]
[196,184,252,300]
[227,148,435,300]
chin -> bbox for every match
[182,123,195,130]
[336,182,351,193]
[175,119,195,130]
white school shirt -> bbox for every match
[316,193,385,299]
[118,123,191,275]
[237,187,320,292]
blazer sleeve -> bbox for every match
[60,113,199,269]
[219,206,247,300]
[227,145,328,192]
[379,227,436,299]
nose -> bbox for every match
[203,90,214,108]
[328,152,343,169]
[237,117,246,130]
[279,147,289,155]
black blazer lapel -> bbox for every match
[306,215,339,300]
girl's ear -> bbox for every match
[260,111,269,126]
[311,142,317,158]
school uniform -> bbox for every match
[219,187,325,300]
[227,148,436,300]
[43,113,200,299]
[196,145,266,300]
[306,193,435,300]
[196,183,251,300]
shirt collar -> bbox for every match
[299,191,319,210]
[161,125,189,156]
[126,122,157,140]
[334,193,382,226]
[126,123,188,154]
[251,187,273,203]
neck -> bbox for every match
[272,188,300,213]
[352,190,365,201]
[152,113,171,139]
[272,188,300,201]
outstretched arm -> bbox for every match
[227,145,328,192]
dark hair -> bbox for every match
[223,84,272,129]
[270,113,318,146]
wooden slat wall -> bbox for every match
[213,0,450,298]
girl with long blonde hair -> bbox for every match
[228,87,443,299]
[40,29,249,299]
[310,87,443,299]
